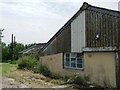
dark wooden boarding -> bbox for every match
[40,2,120,55]
[85,5,120,48]
[40,24,71,56]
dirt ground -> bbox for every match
[1,70,72,88]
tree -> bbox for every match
[2,43,12,62]
[2,42,37,62]
[2,42,25,62]
[14,43,24,60]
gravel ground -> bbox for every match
[1,76,72,89]
[1,76,31,88]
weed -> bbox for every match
[17,56,37,70]
[63,74,90,85]
[50,79,65,85]
[33,62,51,77]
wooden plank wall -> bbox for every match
[118,16,120,48]
[41,24,71,56]
[85,9,120,47]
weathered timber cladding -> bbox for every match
[41,25,71,56]
[56,25,71,53]
[85,9,120,47]
[118,17,120,47]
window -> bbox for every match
[64,53,83,69]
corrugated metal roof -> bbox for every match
[19,43,46,54]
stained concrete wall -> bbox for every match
[40,52,116,87]
[84,52,116,87]
[39,53,83,76]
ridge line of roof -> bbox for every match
[89,3,120,13]
[39,2,120,54]
[39,2,88,53]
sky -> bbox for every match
[0,0,120,44]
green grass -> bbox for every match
[0,63,17,76]
[0,63,2,76]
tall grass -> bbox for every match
[1,63,17,76]
[33,62,51,76]
[17,55,51,76]
[63,74,90,86]
[17,55,37,70]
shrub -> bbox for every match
[63,75,69,82]
[63,74,89,85]
[50,73,61,79]
[67,75,83,84]
[17,55,51,76]
[17,56,37,70]
[50,79,65,85]
[10,60,17,64]
[33,62,50,76]
[84,75,90,82]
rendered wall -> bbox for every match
[40,52,116,87]
[40,53,83,76]
[84,52,116,87]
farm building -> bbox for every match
[39,2,120,87]
[19,43,46,56]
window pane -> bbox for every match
[77,58,82,63]
[77,64,83,68]
[65,58,70,66]
[64,53,83,69]
[71,63,76,67]
[77,53,81,58]
[65,53,70,57]
[71,58,76,67]
[71,53,77,58]
[71,58,76,63]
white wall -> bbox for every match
[71,11,85,52]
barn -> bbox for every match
[39,2,120,87]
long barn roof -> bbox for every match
[39,2,120,53]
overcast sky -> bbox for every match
[0,0,120,44]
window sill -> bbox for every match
[64,66,84,71]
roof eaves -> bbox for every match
[87,3,120,17]
[40,2,120,54]
[39,2,89,54]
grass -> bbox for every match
[0,63,2,76]
[50,79,65,85]
[0,63,72,88]
[0,63,17,76]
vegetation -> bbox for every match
[33,62,51,76]
[2,42,37,62]
[17,55,89,86]
[0,63,17,76]
[1,42,90,87]
[50,79,65,85]
[1,41,95,88]
[17,55,51,77]
[63,74,90,85]
[2,40,51,77]
[2,42,24,62]
[17,55,37,70]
